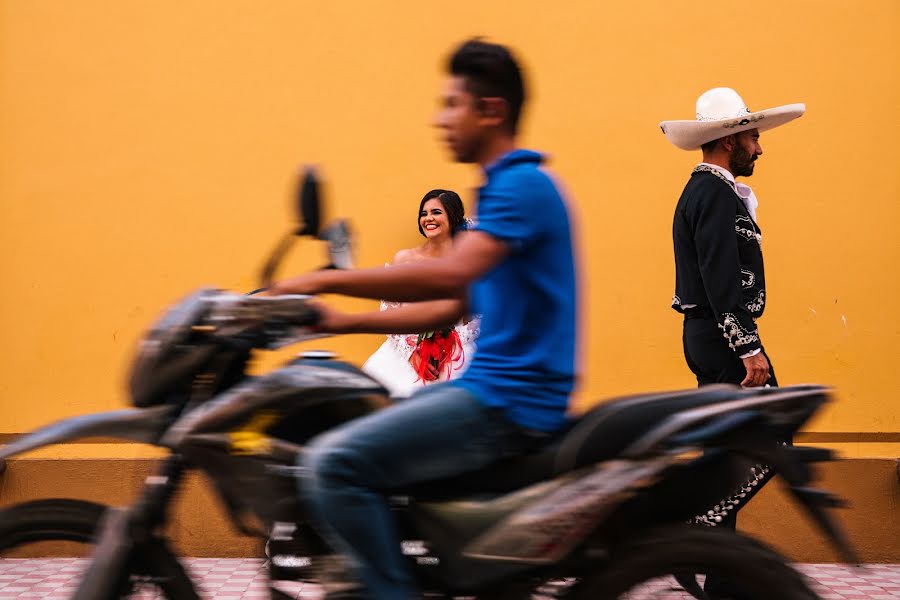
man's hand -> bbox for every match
[740,353,770,387]
[306,300,357,334]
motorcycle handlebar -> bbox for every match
[203,293,322,348]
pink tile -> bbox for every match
[0,558,896,598]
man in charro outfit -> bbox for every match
[662,87,805,389]
[660,87,805,599]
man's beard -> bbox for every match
[730,144,757,177]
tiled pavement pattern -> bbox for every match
[0,558,898,598]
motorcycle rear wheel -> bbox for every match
[576,525,818,599]
[0,498,199,599]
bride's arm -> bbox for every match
[314,298,467,335]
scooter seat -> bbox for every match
[403,384,758,498]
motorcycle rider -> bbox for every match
[269,38,579,599]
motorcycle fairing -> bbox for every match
[0,405,174,461]
[163,359,388,450]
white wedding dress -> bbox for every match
[362,299,479,398]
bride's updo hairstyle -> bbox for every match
[418,189,467,237]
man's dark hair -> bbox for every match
[418,189,466,237]
[701,133,740,154]
[448,38,526,135]
[701,138,720,154]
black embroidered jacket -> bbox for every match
[671,167,766,355]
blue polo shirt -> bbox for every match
[452,149,577,432]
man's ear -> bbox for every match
[721,134,737,152]
[478,97,508,127]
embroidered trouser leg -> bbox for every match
[681,315,782,521]
[682,315,785,597]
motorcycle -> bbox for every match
[0,169,857,599]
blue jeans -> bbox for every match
[299,384,535,599]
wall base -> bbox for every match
[1,456,896,562]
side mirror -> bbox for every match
[260,166,323,288]
[297,167,320,237]
[318,220,354,270]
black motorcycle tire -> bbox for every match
[578,525,818,599]
[0,498,199,599]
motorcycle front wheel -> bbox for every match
[576,525,819,600]
[0,498,199,599]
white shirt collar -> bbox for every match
[697,163,759,222]
[698,162,736,184]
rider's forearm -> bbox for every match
[339,299,465,335]
[276,260,469,302]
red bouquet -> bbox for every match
[408,327,464,383]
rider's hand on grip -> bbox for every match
[304,299,355,334]
[205,293,322,348]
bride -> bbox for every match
[362,189,479,397]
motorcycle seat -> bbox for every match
[402,384,759,498]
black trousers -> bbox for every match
[682,314,778,387]
[681,315,781,597]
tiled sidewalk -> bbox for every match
[0,558,897,598]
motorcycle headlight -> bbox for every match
[128,288,219,407]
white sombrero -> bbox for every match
[660,87,805,151]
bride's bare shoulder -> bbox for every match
[391,248,422,265]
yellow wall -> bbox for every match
[1,1,898,457]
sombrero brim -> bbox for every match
[659,103,806,150]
